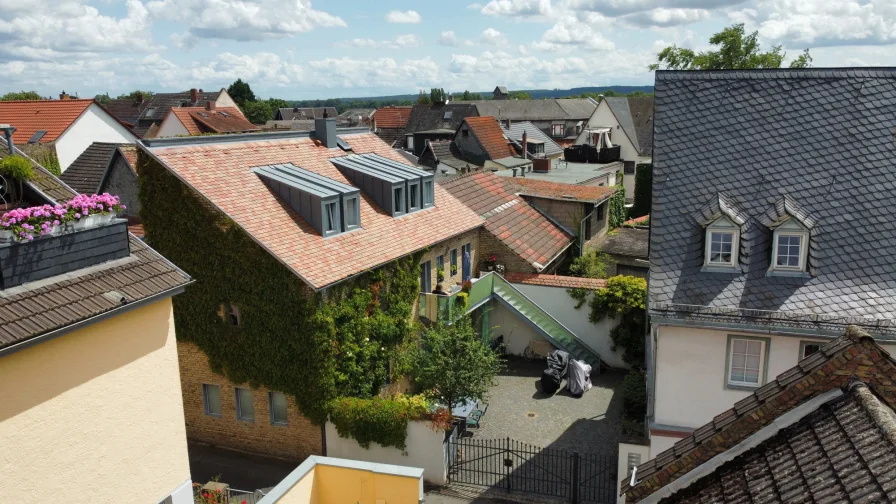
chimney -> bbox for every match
[505,119,511,129]
[206,101,216,111]
[59,90,70,100]
[190,88,198,103]
[135,92,144,104]
[533,158,551,173]
[522,131,528,158]
[0,124,16,155]
[314,118,337,148]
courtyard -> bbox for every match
[468,356,625,458]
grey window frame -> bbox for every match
[235,387,255,422]
[343,195,360,231]
[408,181,421,212]
[203,384,222,417]
[269,391,289,426]
[724,335,770,390]
[323,201,339,233]
[450,248,458,274]
[393,186,405,215]
[422,180,434,208]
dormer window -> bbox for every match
[770,218,809,273]
[704,217,739,268]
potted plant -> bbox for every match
[0,204,68,243]
[461,280,472,293]
[68,193,126,230]
[436,267,445,282]
[483,253,497,271]
[450,264,457,276]
[0,155,34,206]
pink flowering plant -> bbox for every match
[0,193,125,242]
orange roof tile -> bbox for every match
[144,132,484,289]
[462,116,513,160]
[118,145,138,171]
[504,272,607,290]
[503,177,616,203]
[373,106,413,129]
[169,107,258,135]
[442,172,573,269]
[0,99,93,144]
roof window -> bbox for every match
[331,153,434,218]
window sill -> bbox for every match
[204,413,222,418]
[766,269,811,279]
[726,383,761,391]
[237,418,255,423]
[700,264,742,274]
[271,422,289,427]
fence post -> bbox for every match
[571,451,580,504]
[505,437,512,492]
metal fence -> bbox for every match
[447,437,616,504]
[225,488,262,504]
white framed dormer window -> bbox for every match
[771,219,809,273]
[726,336,768,388]
[704,217,739,268]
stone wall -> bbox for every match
[420,228,480,290]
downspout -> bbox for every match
[578,205,598,257]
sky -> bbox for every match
[1,0,895,100]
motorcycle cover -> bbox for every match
[567,359,592,398]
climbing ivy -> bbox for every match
[629,163,652,219]
[590,276,647,368]
[608,185,626,229]
[138,154,422,424]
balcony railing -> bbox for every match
[420,272,495,323]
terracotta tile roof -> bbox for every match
[504,272,606,289]
[623,326,896,503]
[0,99,93,144]
[441,172,573,270]
[168,107,259,135]
[462,116,513,160]
[373,106,413,129]
[118,145,138,171]
[143,132,484,290]
[503,177,616,203]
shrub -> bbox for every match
[329,394,442,451]
[566,250,615,308]
[590,276,647,367]
[0,155,33,181]
[622,370,647,419]
[622,419,645,438]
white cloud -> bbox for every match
[622,8,711,26]
[438,31,475,47]
[743,0,896,46]
[169,32,198,50]
[339,34,421,50]
[481,0,552,17]
[481,28,505,45]
[385,10,422,24]
[307,56,440,89]
[532,18,616,51]
[146,0,345,41]
[568,0,746,17]
[0,0,154,60]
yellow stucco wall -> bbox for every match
[275,469,315,504]
[0,298,191,503]
[273,464,421,504]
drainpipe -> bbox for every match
[0,124,16,155]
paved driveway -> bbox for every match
[470,356,624,458]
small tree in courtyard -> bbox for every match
[413,316,502,410]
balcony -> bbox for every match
[420,272,495,323]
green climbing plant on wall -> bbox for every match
[138,153,423,425]
[608,185,626,229]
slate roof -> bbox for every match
[405,103,479,134]
[649,69,896,338]
[142,131,483,290]
[170,107,259,135]
[504,272,607,290]
[462,117,513,160]
[441,172,573,270]
[502,121,564,157]
[425,140,478,170]
[467,99,596,121]
[503,177,616,203]
[104,90,225,128]
[60,142,125,194]
[598,228,648,259]
[602,96,654,156]
[276,107,338,121]
[0,99,93,144]
[373,106,413,129]
[624,326,896,503]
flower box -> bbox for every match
[0,219,130,289]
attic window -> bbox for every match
[770,218,809,273]
[444,111,453,120]
[219,111,230,117]
[462,129,469,138]
[331,153,434,217]
[144,108,156,118]
[704,217,739,268]
[27,130,46,144]
[552,124,564,137]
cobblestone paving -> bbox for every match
[470,356,624,458]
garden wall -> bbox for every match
[324,420,448,485]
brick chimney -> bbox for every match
[190,88,198,103]
[135,92,144,104]
[206,101,216,111]
[533,158,551,173]
[521,131,528,158]
[59,90,70,100]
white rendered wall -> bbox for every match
[324,420,447,485]
[55,104,136,171]
[156,113,191,138]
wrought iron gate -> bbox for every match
[447,437,617,504]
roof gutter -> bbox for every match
[0,282,190,360]
[649,315,890,340]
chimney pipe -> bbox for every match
[206,101,216,111]
[314,118,337,148]
[0,125,16,155]
[190,88,198,103]
[135,92,143,104]
[522,131,528,158]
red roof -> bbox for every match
[170,107,258,135]
[118,145,138,171]
[623,214,649,226]
[504,177,616,203]
[374,106,413,129]
[0,99,93,144]
[144,132,483,289]
[441,172,573,270]
[504,272,607,290]
[462,116,514,160]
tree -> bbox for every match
[508,91,532,100]
[460,90,483,101]
[429,88,447,103]
[416,90,432,105]
[266,98,290,111]
[628,163,652,219]
[94,93,111,105]
[242,100,273,124]
[227,79,256,107]
[650,24,812,71]
[413,316,502,410]
[1,91,42,101]
[116,90,154,100]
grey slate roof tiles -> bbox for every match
[405,103,480,134]
[60,142,124,194]
[502,121,564,157]
[649,69,896,337]
[602,96,654,156]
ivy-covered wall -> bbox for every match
[138,152,422,425]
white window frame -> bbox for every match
[800,341,823,360]
[771,230,809,272]
[552,124,564,137]
[726,337,767,388]
[704,222,739,268]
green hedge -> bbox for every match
[329,395,436,451]
[628,163,652,219]
[622,371,647,439]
